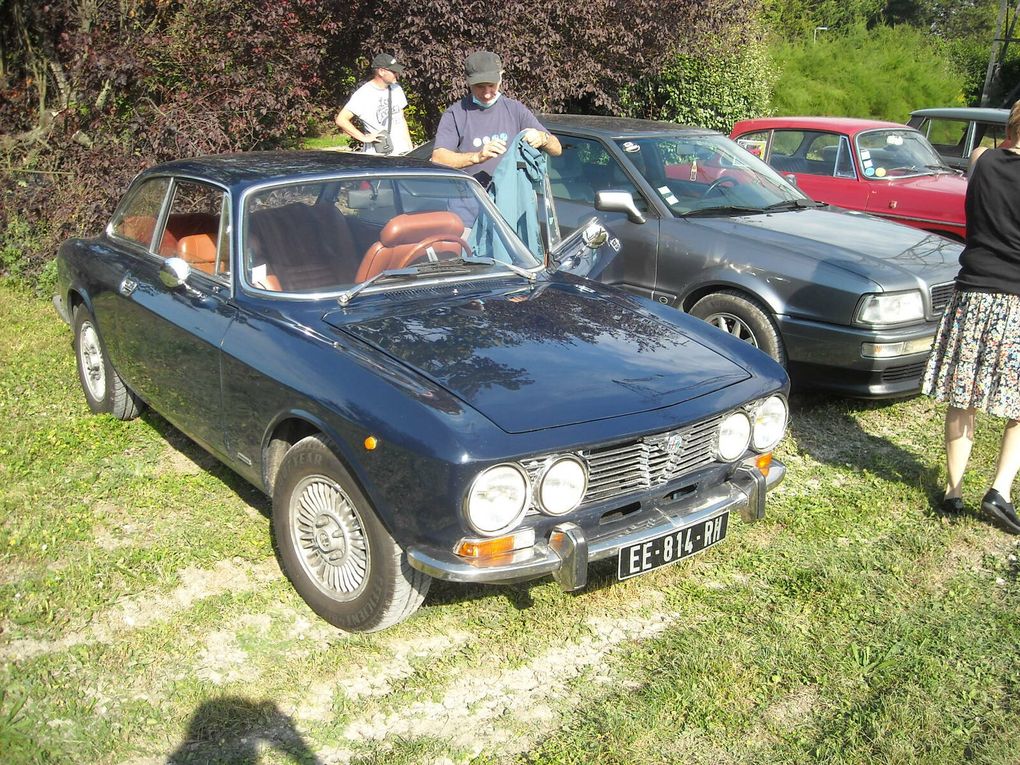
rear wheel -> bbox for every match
[271,434,431,632]
[690,290,786,365]
[72,303,143,419]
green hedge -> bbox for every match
[768,25,967,121]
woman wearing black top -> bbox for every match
[922,100,1020,534]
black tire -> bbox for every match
[72,303,144,420]
[689,290,787,365]
[271,434,431,632]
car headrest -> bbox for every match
[380,212,464,247]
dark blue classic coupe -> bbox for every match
[54,152,789,632]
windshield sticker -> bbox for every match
[860,149,871,160]
[609,237,621,252]
[862,158,873,169]
[657,185,680,205]
[886,134,904,146]
[252,263,267,285]
[864,167,875,177]
[875,167,887,177]
[621,142,641,153]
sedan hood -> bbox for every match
[690,207,961,286]
[326,281,751,434]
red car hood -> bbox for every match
[868,172,967,225]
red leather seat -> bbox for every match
[356,211,467,283]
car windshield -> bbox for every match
[611,134,807,216]
[242,174,540,295]
[854,129,947,179]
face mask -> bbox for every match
[471,92,501,109]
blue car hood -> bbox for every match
[688,207,960,285]
[329,282,750,434]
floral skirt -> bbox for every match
[922,289,1020,420]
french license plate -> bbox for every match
[617,512,729,580]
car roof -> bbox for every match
[732,116,911,134]
[138,150,445,189]
[539,114,719,138]
[908,107,1009,123]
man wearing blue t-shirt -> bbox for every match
[431,51,561,187]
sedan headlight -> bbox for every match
[536,456,588,516]
[855,291,924,326]
[716,411,752,462]
[751,395,788,452]
[465,464,530,536]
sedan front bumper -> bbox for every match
[406,459,784,592]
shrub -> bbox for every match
[768,24,966,121]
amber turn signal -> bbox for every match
[455,529,536,559]
[364,436,378,450]
[755,452,773,477]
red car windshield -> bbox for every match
[854,129,949,179]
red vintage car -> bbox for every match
[731,116,967,241]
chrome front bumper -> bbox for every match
[406,459,784,592]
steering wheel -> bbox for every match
[394,235,472,269]
[702,177,737,198]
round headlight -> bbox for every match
[465,464,530,536]
[751,395,788,452]
[537,456,588,516]
[716,411,752,462]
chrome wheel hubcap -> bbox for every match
[290,475,369,599]
[703,312,758,347]
[79,322,107,400]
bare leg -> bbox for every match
[990,418,1020,501]
[944,406,976,499]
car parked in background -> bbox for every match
[530,115,961,399]
[907,107,1011,172]
[730,116,967,241]
[54,151,790,633]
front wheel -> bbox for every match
[271,434,431,632]
[72,303,143,420]
[689,290,787,365]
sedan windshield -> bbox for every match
[612,134,808,216]
[854,129,948,179]
[242,175,540,295]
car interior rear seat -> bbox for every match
[177,234,218,274]
[247,202,360,291]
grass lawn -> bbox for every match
[1,281,1018,764]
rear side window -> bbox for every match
[920,118,969,158]
[110,178,170,248]
[161,181,228,279]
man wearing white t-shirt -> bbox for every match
[335,52,412,155]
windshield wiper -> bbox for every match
[460,255,538,282]
[336,261,471,306]
[681,205,767,218]
[761,198,823,212]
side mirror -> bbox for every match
[783,173,798,187]
[549,217,617,279]
[595,190,646,224]
[160,257,193,289]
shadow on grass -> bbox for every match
[141,409,272,518]
[167,697,317,764]
[787,391,942,512]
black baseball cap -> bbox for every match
[465,51,502,85]
[371,53,404,74]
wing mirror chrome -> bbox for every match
[595,190,646,224]
[160,257,193,290]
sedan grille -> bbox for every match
[930,282,955,317]
[577,415,722,505]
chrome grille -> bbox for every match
[930,282,955,317]
[578,415,721,505]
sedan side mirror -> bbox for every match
[595,190,646,224]
[159,257,193,289]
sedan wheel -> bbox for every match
[72,303,143,420]
[690,290,786,365]
[272,434,431,632]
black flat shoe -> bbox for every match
[938,496,966,516]
[981,489,1020,534]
